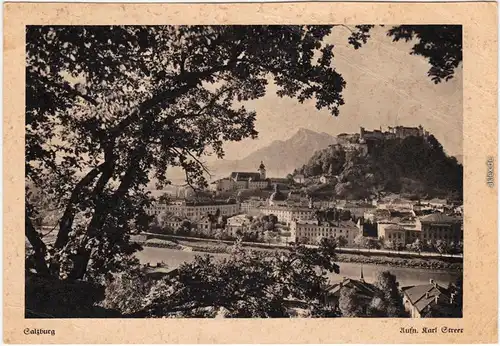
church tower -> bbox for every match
[258,161,266,180]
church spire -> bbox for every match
[258,161,266,179]
[360,265,365,282]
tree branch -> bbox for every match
[33,71,98,106]
[55,163,106,249]
[338,24,355,35]
[111,61,240,139]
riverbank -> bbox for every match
[335,253,461,271]
[135,247,461,287]
[136,237,462,271]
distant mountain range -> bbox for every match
[158,128,462,187]
[205,128,338,180]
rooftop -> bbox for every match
[402,282,451,314]
[296,219,358,228]
[342,203,376,209]
[326,278,380,299]
[384,224,405,231]
[181,200,239,206]
[419,213,461,224]
[230,172,263,181]
[260,205,314,212]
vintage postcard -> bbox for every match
[3,1,498,344]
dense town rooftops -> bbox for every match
[423,198,448,205]
[382,197,414,204]
[419,213,461,224]
[227,214,252,226]
[260,205,314,212]
[341,203,376,209]
[328,220,358,228]
[295,219,358,228]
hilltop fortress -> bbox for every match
[336,125,429,156]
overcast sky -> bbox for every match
[219,25,463,160]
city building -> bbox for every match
[209,162,270,192]
[293,174,305,184]
[337,202,376,219]
[226,214,252,237]
[419,213,463,244]
[420,198,448,210]
[378,223,406,244]
[268,177,291,185]
[161,215,185,232]
[240,198,265,214]
[147,200,240,220]
[376,198,415,212]
[402,279,458,318]
[259,205,315,225]
[209,178,235,193]
[196,216,214,233]
[290,219,359,246]
[364,209,391,222]
[377,212,463,246]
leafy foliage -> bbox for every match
[26,25,347,281]
[372,271,407,317]
[136,238,340,317]
[447,276,463,317]
[338,270,407,317]
[338,286,364,317]
[337,236,348,248]
[354,234,381,250]
[101,259,154,314]
[349,25,462,83]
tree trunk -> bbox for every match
[55,163,106,249]
[67,70,232,280]
[69,157,116,280]
[25,209,50,276]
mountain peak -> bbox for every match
[296,127,317,135]
[291,128,335,143]
[207,127,338,178]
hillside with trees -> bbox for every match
[294,135,463,200]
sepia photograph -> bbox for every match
[24,24,465,320]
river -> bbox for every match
[135,247,460,287]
